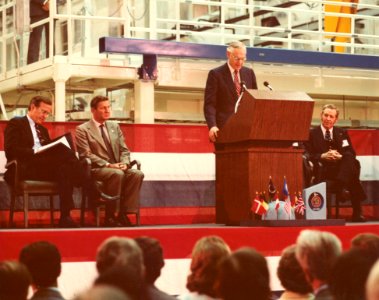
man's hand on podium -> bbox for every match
[209,126,219,143]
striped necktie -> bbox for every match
[35,124,48,145]
[234,70,241,97]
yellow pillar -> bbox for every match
[324,0,359,53]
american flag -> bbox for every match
[295,193,306,215]
[282,177,291,218]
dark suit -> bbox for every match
[204,63,257,130]
[30,287,65,300]
[75,120,144,214]
[304,126,366,215]
[28,0,50,64]
[4,116,88,217]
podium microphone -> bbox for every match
[263,81,273,91]
[240,81,247,92]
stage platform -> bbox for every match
[1,222,378,298]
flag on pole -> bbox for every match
[274,191,280,211]
[295,192,306,215]
[251,192,269,216]
[282,177,291,217]
[268,176,276,200]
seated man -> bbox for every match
[4,95,99,227]
[304,104,366,222]
[75,95,144,227]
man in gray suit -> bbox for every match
[75,95,144,227]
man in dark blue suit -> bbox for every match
[4,96,99,227]
[304,104,366,222]
[203,41,257,144]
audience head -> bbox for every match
[94,265,143,300]
[95,236,144,299]
[216,247,271,300]
[351,232,379,260]
[295,229,342,287]
[134,236,164,285]
[0,260,31,300]
[277,245,313,295]
[96,236,143,275]
[329,248,377,300]
[74,285,131,300]
[366,260,379,300]
[19,241,61,288]
[28,95,52,124]
[186,235,230,297]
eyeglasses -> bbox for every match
[231,54,246,62]
[38,107,51,117]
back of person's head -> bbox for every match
[74,285,131,300]
[96,236,143,275]
[330,248,377,300]
[277,245,313,295]
[366,259,379,300]
[295,229,342,283]
[216,247,271,300]
[186,235,230,297]
[94,264,143,300]
[19,241,61,288]
[0,260,31,300]
[351,233,379,260]
[134,236,164,284]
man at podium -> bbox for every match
[203,41,257,144]
[304,104,366,222]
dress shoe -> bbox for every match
[104,216,122,227]
[340,188,351,202]
[117,213,133,227]
[58,216,79,228]
[351,215,366,223]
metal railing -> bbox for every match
[1,0,379,77]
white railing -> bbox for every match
[0,0,378,76]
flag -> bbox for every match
[295,192,306,215]
[282,177,290,201]
[274,192,280,211]
[282,177,291,216]
[292,192,298,207]
[251,192,269,216]
[268,176,276,200]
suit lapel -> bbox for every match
[21,116,36,147]
[221,63,238,100]
[88,120,108,153]
[105,121,119,159]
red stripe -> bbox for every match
[1,121,378,154]
[348,129,379,156]
[1,223,379,261]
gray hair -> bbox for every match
[96,236,143,275]
[322,104,339,118]
[295,230,342,282]
[227,41,246,53]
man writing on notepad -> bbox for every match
[4,96,101,227]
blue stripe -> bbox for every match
[99,37,379,70]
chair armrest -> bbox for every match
[129,160,141,170]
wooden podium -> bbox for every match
[215,90,314,224]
